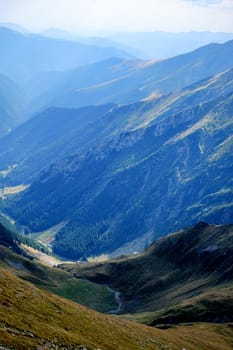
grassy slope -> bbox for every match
[62,223,233,324]
[0,244,117,313]
[1,266,233,350]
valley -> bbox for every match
[1,221,233,349]
[1,265,233,350]
[0,20,233,349]
[2,66,232,259]
[61,222,233,324]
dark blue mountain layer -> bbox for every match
[4,69,233,259]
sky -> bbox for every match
[0,0,233,34]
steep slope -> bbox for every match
[0,74,25,137]
[0,27,131,84]
[18,39,233,116]
[1,266,233,350]
[49,40,233,109]
[1,39,232,134]
[63,223,233,324]
[0,104,114,185]
[4,68,233,259]
[1,67,232,187]
[0,222,233,349]
[0,240,119,313]
[23,57,143,116]
[0,222,18,249]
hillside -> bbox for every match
[1,266,233,350]
[0,27,131,84]
[17,39,233,118]
[0,240,118,313]
[62,223,233,325]
[0,74,25,137]
[0,223,233,349]
[4,68,233,259]
[0,28,133,128]
[24,57,143,115]
[49,39,233,109]
[0,104,115,185]
[0,39,232,137]
[2,64,233,187]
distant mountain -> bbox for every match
[40,40,233,110]
[2,65,233,187]
[41,28,79,41]
[110,31,233,59]
[1,39,233,129]
[42,28,136,53]
[4,68,233,259]
[0,27,132,83]
[0,22,29,33]
[0,74,25,137]
[24,57,143,116]
[65,222,233,324]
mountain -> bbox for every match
[1,223,233,349]
[40,39,233,110]
[0,223,233,349]
[63,222,233,324]
[0,74,25,137]
[0,104,115,185]
[23,57,143,116]
[110,31,233,59]
[1,39,233,130]
[0,226,119,313]
[0,27,132,84]
[0,22,29,33]
[3,68,233,259]
[42,28,136,53]
[1,262,233,349]
[1,42,233,185]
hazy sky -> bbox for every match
[0,0,233,34]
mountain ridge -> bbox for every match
[3,68,232,259]
[62,222,233,324]
[0,27,132,84]
[1,222,233,349]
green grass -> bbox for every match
[50,278,117,312]
[62,223,233,324]
[29,221,67,244]
[1,266,233,350]
[0,244,117,313]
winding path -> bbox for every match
[106,286,123,314]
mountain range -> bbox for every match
[1,39,233,182]
[2,66,233,259]
[27,39,233,111]
[1,27,233,137]
[0,26,233,348]
[0,27,131,84]
[0,28,232,260]
[0,74,25,137]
